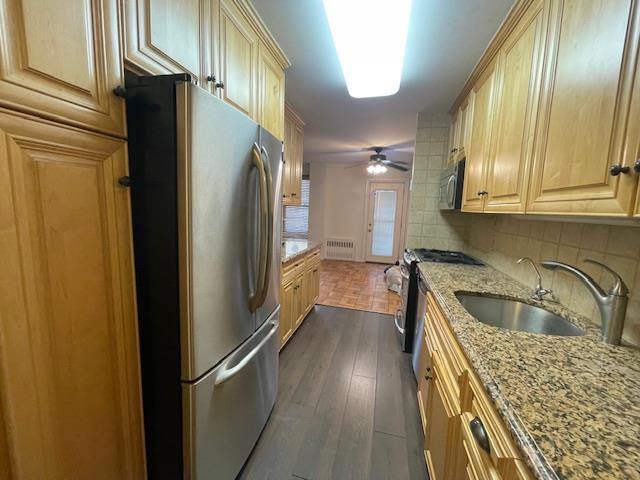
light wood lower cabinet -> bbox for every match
[0,109,145,479]
[279,247,320,349]
[419,292,532,480]
[0,0,126,137]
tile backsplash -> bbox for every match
[406,112,469,252]
[407,112,640,347]
[465,215,640,347]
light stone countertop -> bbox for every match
[418,261,640,480]
[281,238,321,264]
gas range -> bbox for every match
[411,248,484,266]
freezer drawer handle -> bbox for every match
[215,320,278,386]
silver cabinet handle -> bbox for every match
[215,320,278,386]
[470,416,491,453]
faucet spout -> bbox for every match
[540,260,628,345]
[540,261,607,301]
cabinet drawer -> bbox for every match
[306,248,321,267]
[462,408,529,480]
[427,293,470,377]
[468,377,520,464]
[282,256,305,284]
[461,411,500,480]
[416,331,431,434]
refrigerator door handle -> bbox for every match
[258,145,274,305]
[214,319,278,386]
[249,143,269,312]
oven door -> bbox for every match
[394,262,411,339]
[439,173,457,210]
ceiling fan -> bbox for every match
[346,147,410,174]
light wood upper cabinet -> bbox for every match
[258,41,286,139]
[0,0,126,137]
[461,62,497,212]
[0,109,145,479]
[448,98,471,165]
[484,0,548,213]
[284,104,305,205]
[123,0,211,87]
[219,0,258,117]
[527,0,640,216]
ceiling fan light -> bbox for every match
[322,0,412,98]
[367,164,376,174]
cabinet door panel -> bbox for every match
[280,281,294,348]
[0,0,125,136]
[258,43,285,140]
[311,264,320,304]
[219,0,257,118]
[124,0,209,86]
[424,377,452,480]
[283,107,304,206]
[485,0,547,213]
[293,277,303,327]
[0,110,145,479]
[528,0,640,215]
[462,64,497,212]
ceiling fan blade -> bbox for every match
[386,162,410,172]
[344,162,370,169]
[381,159,409,166]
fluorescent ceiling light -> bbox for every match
[323,0,412,98]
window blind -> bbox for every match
[283,178,310,237]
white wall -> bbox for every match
[309,162,411,262]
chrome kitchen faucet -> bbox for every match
[541,260,629,345]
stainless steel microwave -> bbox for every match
[439,159,465,210]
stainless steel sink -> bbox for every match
[455,293,585,336]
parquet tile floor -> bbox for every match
[317,260,402,315]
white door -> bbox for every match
[365,182,406,264]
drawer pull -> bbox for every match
[470,416,491,454]
[424,367,432,381]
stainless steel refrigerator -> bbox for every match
[125,73,282,479]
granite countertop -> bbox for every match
[281,238,321,263]
[418,262,640,480]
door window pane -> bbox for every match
[371,190,397,257]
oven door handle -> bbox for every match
[400,264,410,280]
[418,277,429,295]
[394,311,405,335]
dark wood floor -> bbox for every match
[239,305,429,480]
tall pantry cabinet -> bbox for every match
[0,0,290,478]
[0,0,145,479]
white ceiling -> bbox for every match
[252,0,514,164]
